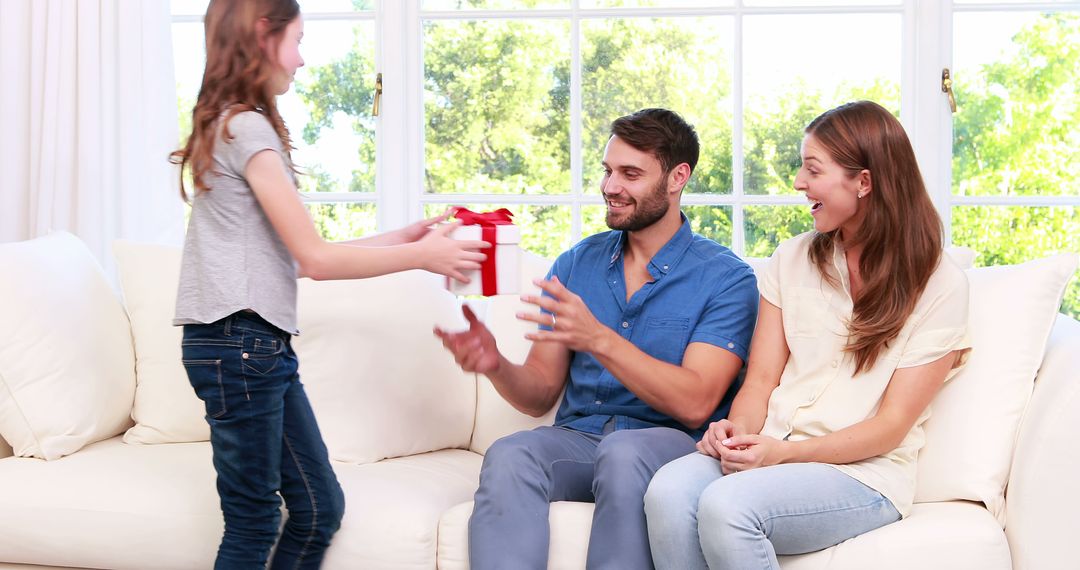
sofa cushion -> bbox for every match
[1005,314,1080,570]
[323,450,482,569]
[914,253,1078,522]
[0,437,220,569]
[294,272,478,464]
[469,252,559,455]
[0,232,135,460]
[113,241,208,444]
[112,240,479,463]
[436,499,1009,570]
[0,436,482,570]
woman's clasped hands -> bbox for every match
[697,418,790,475]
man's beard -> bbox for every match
[606,177,670,232]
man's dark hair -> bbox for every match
[610,108,700,174]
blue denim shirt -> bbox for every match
[545,215,759,441]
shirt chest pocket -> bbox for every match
[645,317,690,364]
[784,287,836,338]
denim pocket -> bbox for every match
[241,331,285,376]
[182,358,227,418]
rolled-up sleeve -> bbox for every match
[898,265,972,377]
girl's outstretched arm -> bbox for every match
[245,149,489,281]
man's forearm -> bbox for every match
[589,329,734,429]
[483,353,565,418]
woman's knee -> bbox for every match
[643,453,714,519]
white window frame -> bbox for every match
[172,0,1080,255]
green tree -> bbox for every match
[952,13,1080,317]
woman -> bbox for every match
[644,101,971,570]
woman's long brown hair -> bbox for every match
[170,0,300,201]
[806,101,943,375]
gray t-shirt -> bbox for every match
[173,110,300,334]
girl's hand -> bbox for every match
[416,221,489,283]
[716,434,789,475]
[696,419,744,459]
[398,209,454,243]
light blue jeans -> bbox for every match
[644,453,900,570]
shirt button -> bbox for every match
[242,352,250,360]
[595,400,602,405]
[830,360,838,368]
[621,321,629,328]
[727,342,735,349]
[662,265,669,271]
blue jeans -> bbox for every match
[469,424,697,570]
[182,312,345,570]
[644,453,900,570]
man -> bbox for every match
[435,108,759,570]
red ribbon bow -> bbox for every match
[452,207,514,296]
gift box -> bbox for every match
[446,207,521,297]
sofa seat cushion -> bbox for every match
[439,500,594,570]
[437,500,1009,570]
[0,436,220,569]
[324,450,482,569]
[0,437,483,570]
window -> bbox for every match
[948,4,1080,317]
[170,0,1079,316]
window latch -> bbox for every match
[941,68,957,113]
[373,72,383,117]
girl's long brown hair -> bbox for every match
[806,101,943,375]
[170,0,300,201]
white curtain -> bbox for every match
[0,0,184,271]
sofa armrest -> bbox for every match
[0,436,12,459]
[1006,313,1080,570]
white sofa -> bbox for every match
[0,232,1077,570]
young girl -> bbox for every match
[170,1,487,567]
[643,101,971,570]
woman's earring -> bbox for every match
[857,192,865,199]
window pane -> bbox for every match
[743,14,900,196]
[952,206,1080,319]
[422,0,569,9]
[289,20,377,193]
[581,17,733,195]
[426,204,571,260]
[582,1,733,7]
[305,1,374,12]
[307,202,377,242]
[424,20,571,195]
[170,0,208,16]
[172,22,204,147]
[744,205,813,257]
[952,12,1080,198]
[744,0,896,6]
[684,206,734,247]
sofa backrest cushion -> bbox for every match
[114,241,209,443]
[915,253,1078,523]
[471,246,977,454]
[469,252,558,454]
[294,272,477,464]
[0,232,136,460]
[113,240,478,463]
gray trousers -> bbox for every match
[468,424,697,570]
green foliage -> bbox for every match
[292,11,1079,317]
[952,13,1080,318]
[294,27,376,194]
